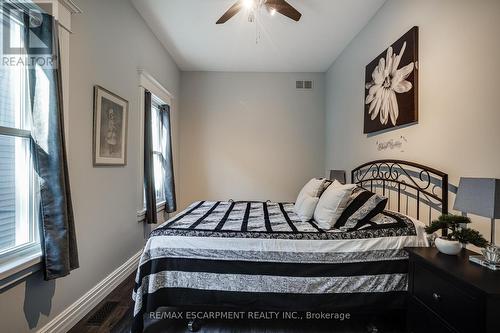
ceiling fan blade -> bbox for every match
[265,0,302,22]
[216,1,244,24]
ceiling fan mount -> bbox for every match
[216,0,302,24]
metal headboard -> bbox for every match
[351,160,448,223]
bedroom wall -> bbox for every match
[0,0,180,332]
[179,72,325,209]
[325,0,500,243]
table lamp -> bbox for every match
[454,178,500,245]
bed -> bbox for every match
[132,160,449,332]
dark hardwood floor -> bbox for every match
[68,273,136,333]
[68,273,406,333]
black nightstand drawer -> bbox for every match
[408,298,456,333]
[406,248,500,333]
[413,262,480,333]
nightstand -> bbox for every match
[405,247,500,333]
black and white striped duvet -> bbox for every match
[132,201,428,330]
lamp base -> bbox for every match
[469,255,500,271]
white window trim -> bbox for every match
[138,70,173,104]
[136,70,174,223]
[136,201,167,223]
[0,0,81,289]
[0,245,42,288]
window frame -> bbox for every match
[0,128,42,276]
[151,95,167,204]
[0,0,79,288]
[0,9,42,283]
[136,70,174,223]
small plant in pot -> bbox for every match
[424,214,488,255]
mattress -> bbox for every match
[132,200,428,330]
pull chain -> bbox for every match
[255,8,261,44]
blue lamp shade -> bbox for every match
[453,178,500,219]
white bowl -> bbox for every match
[435,237,462,255]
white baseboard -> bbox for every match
[38,250,142,333]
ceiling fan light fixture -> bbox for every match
[243,0,255,10]
[216,0,302,25]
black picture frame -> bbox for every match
[364,26,419,134]
[93,85,129,166]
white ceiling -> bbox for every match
[131,0,386,72]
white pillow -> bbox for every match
[314,182,357,230]
[294,178,331,222]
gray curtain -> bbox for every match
[159,105,177,213]
[143,90,157,224]
[24,12,78,280]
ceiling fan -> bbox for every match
[216,0,302,24]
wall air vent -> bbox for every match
[296,80,314,90]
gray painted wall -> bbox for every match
[325,0,500,245]
[0,0,180,331]
[3,0,500,331]
[179,72,326,209]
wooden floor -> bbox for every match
[68,273,136,333]
[68,273,406,333]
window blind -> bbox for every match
[0,63,18,252]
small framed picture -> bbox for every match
[93,85,128,166]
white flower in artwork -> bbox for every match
[365,42,415,126]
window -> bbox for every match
[137,71,174,220]
[151,95,167,203]
[0,9,41,275]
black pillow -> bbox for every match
[333,187,388,230]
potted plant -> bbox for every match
[424,214,488,255]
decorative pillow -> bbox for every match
[294,178,333,222]
[313,181,358,230]
[333,187,388,230]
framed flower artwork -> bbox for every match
[93,85,129,166]
[364,26,419,134]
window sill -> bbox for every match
[137,201,166,222]
[0,250,42,291]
